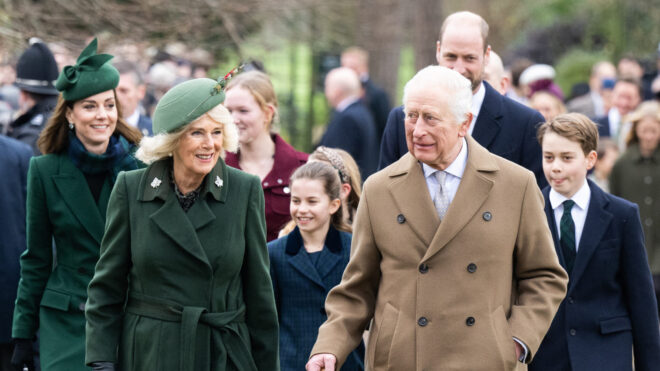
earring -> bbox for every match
[68,122,74,130]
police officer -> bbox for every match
[7,38,59,155]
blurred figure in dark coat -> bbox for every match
[0,135,32,369]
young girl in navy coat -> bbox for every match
[268,161,364,371]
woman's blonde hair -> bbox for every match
[136,103,238,164]
[625,101,660,147]
[225,70,279,129]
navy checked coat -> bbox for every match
[530,180,660,371]
[268,226,364,371]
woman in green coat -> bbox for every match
[11,39,142,370]
[85,76,279,371]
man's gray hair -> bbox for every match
[402,65,472,124]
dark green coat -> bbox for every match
[610,144,660,274]
[12,153,116,370]
[85,158,279,371]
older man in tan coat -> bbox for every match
[307,66,568,371]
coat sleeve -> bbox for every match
[521,109,547,188]
[620,204,660,370]
[242,176,280,370]
[508,172,568,360]
[85,172,132,364]
[311,179,380,367]
[378,106,405,170]
[12,157,53,339]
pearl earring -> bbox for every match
[68,122,74,130]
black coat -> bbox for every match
[320,101,379,181]
[8,96,57,155]
[531,181,660,371]
[362,79,390,142]
[378,81,547,188]
[0,136,32,343]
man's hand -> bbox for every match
[306,353,337,371]
[514,340,523,361]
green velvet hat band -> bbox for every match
[55,38,119,101]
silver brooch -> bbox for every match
[215,176,223,187]
[283,186,290,194]
[150,177,162,188]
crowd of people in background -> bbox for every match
[0,8,659,371]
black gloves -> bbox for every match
[10,338,35,371]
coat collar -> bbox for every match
[471,81,504,150]
[386,136,498,257]
[137,157,228,203]
[284,226,344,289]
[52,154,111,244]
[568,180,612,292]
[543,180,613,292]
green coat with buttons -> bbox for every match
[12,153,130,370]
[85,157,279,371]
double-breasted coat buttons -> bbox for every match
[467,263,477,273]
[482,211,492,221]
[397,214,406,224]
[419,263,429,273]
[418,317,428,327]
[466,317,475,326]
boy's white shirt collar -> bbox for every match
[549,179,590,211]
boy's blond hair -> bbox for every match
[537,113,599,155]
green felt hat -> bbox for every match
[152,78,226,134]
[55,38,119,101]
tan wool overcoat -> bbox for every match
[311,136,568,371]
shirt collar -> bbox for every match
[336,96,359,112]
[471,82,486,118]
[549,178,590,211]
[126,109,140,127]
[421,137,468,179]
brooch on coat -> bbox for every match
[215,176,223,187]
[151,177,162,188]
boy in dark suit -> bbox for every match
[531,113,660,371]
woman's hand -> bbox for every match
[306,353,337,371]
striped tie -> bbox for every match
[560,200,576,274]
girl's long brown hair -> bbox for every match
[290,161,352,234]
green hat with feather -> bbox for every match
[55,38,119,101]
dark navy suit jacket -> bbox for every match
[0,135,32,343]
[136,114,153,136]
[530,180,660,371]
[268,226,364,371]
[319,101,379,181]
[362,79,391,142]
[378,81,547,188]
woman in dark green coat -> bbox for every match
[85,77,279,371]
[11,39,142,371]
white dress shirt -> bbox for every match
[468,82,486,136]
[126,109,140,128]
[549,180,591,251]
[422,137,468,205]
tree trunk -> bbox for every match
[412,0,443,71]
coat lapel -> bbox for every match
[471,82,503,150]
[285,228,326,289]
[387,153,439,247]
[315,227,343,280]
[52,156,105,244]
[423,137,497,261]
[568,181,613,292]
[140,159,212,267]
[543,187,565,269]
